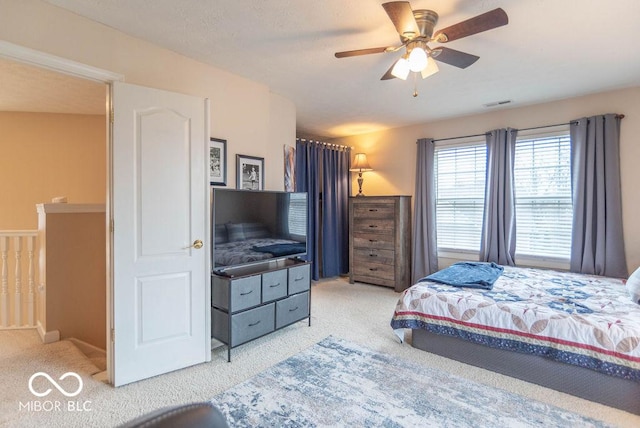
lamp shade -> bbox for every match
[350,153,373,172]
[408,47,428,72]
[420,57,439,79]
[391,58,410,80]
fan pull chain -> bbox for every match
[412,72,419,97]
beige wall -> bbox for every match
[334,87,640,272]
[0,0,296,192]
[38,207,106,349]
[0,112,106,230]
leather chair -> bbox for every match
[120,402,229,428]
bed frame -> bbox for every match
[412,328,640,415]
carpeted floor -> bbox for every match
[1,277,639,427]
[212,336,612,427]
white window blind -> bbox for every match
[435,143,486,252]
[287,192,307,236]
[514,134,572,260]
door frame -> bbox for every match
[0,42,212,385]
[0,41,124,378]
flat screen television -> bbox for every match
[211,188,308,272]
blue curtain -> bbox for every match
[570,114,627,277]
[322,148,351,277]
[295,139,351,280]
[295,141,321,279]
[412,138,438,282]
[480,128,517,266]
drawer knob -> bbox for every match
[294,276,304,281]
[240,290,253,296]
[248,320,261,327]
[369,209,378,212]
[369,239,378,243]
[369,268,378,272]
[289,306,299,312]
[369,254,377,257]
[269,282,281,288]
[369,225,378,228]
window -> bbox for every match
[435,142,486,252]
[514,133,572,260]
[287,192,307,237]
[433,132,572,264]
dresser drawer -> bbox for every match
[352,233,395,250]
[352,261,395,282]
[212,274,261,312]
[353,203,395,219]
[353,218,395,235]
[351,272,395,288]
[353,247,395,265]
[262,269,287,303]
[288,264,311,294]
[229,276,261,312]
[212,304,275,347]
[275,291,309,329]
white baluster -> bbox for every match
[0,237,8,327]
[27,236,36,326]
[14,236,23,326]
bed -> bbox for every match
[391,264,640,415]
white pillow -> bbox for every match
[627,267,640,305]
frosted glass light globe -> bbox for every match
[408,47,428,72]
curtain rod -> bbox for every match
[296,138,351,150]
[426,114,625,143]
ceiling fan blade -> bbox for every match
[382,1,419,39]
[433,8,508,43]
[381,61,399,80]
[335,47,389,58]
[431,47,479,69]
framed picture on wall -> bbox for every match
[209,138,227,186]
[236,154,264,190]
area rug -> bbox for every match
[211,336,610,427]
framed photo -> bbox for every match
[236,154,264,190]
[209,138,227,186]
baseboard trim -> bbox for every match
[36,321,59,343]
[69,337,106,356]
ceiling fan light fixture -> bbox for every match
[420,57,439,79]
[391,58,410,80]
[408,46,428,72]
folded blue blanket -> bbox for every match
[421,262,504,290]
[253,243,306,257]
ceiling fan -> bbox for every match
[335,2,508,85]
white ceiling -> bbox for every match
[11,1,640,137]
[0,59,105,115]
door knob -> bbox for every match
[188,239,203,249]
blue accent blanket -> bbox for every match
[421,262,504,290]
[253,243,306,257]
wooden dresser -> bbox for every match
[349,196,411,292]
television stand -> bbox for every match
[211,258,311,361]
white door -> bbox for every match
[109,81,210,386]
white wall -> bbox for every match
[334,87,640,273]
[0,0,295,191]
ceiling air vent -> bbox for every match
[483,100,512,108]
